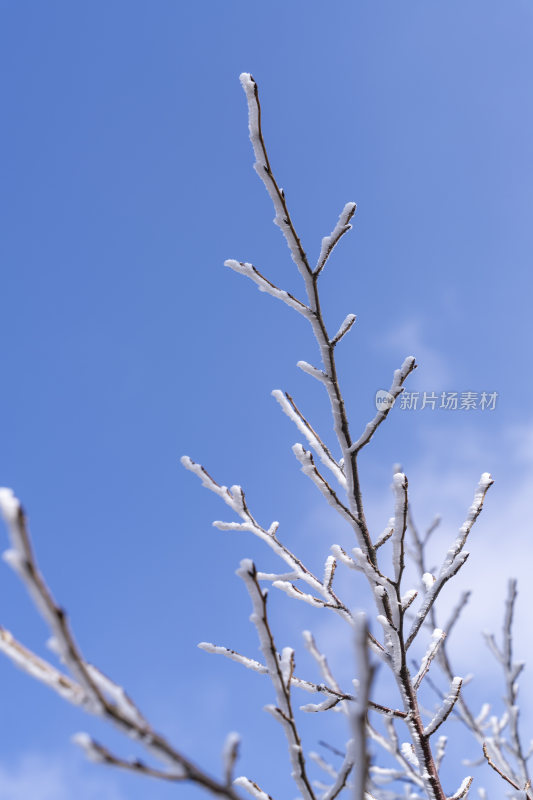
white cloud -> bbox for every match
[0,753,125,800]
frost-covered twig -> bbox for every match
[303,629,343,697]
[0,488,104,712]
[198,642,269,676]
[367,719,424,792]
[482,743,532,799]
[223,733,241,788]
[391,473,408,586]
[72,733,186,782]
[237,559,316,800]
[408,500,528,790]
[199,637,405,720]
[272,390,346,489]
[446,776,473,800]
[234,73,383,559]
[224,260,311,319]
[331,314,357,347]
[406,473,493,650]
[352,614,375,800]
[181,457,353,623]
[234,777,275,800]
[413,629,446,691]
[423,677,463,737]
[315,202,357,276]
[238,73,312,281]
[0,626,86,706]
[349,358,416,455]
[292,444,357,526]
[0,489,243,799]
[500,579,529,787]
[321,739,355,800]
[375,522,394,550]
[480,580,531,796]
[408,508,482,737]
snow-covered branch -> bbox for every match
[224,260,312,318]
[0,72,506,800]
[292,443,357,525]
[349,358,417,455]
[413,629,446,690]
[234,778,275,800]
[315,202,357,276]
[423,677,463,737]
[181,456,352,621]
[480,580,531,797]
[238,559,316,800]
[239,73,312,280]
[272,389,346,489]
[331,313,357,347]
[406,473,493,649]
[391,472,408,585]
[0,489,243,798]
[351,614,375,800]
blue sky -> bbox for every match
[0,2,532,798]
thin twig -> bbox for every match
[406,473,493,649]
[351,614,375,800]
[272,390,346,489]
[238,559,316,800]
[349,358,417,455]
[482,742,532,798]
[315,203,357,276]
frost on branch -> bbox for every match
[0,72,509,800]
[237,559,316,800]
[349,357,417,455]
[224,260,311,318]
[0,487,244,796]
[272,389,346,489]
[406,472,494,650]
[315,202,357,276]
[234,777,273,800]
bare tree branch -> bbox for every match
[0,72,504,800]
[238,559,316,800]
[352,614,375,800]
[272,389,346,489]
[0,488,243,799]
[406,473,493,649]
[349,358,417,455]
[315,203,357,276]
